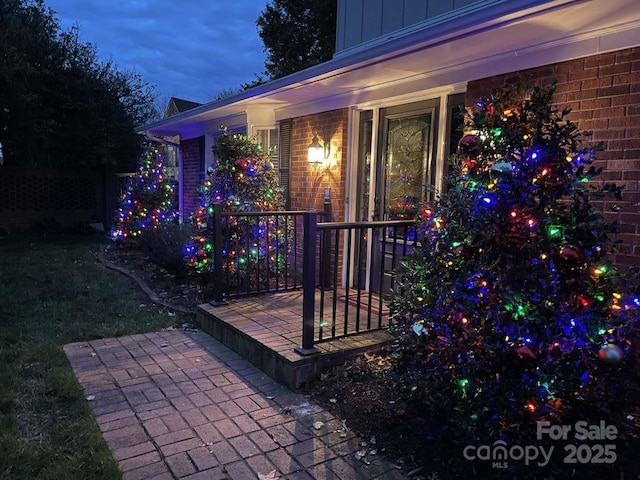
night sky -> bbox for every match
[46,0,269,107]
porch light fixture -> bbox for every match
[308,127,328,167]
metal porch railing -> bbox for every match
[207,204,416,354]
[209,204,315,303]
[296,214,415,355]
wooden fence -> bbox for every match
[0,166,117,233]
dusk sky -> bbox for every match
[46,0,269,107]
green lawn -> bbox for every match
[0,234,193,480]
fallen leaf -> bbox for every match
[313,421,325,430]
[354,450,367,461]
[407,466,424,477]
[257,470,280,480]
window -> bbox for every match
[254,127,279,157]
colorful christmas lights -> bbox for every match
[185,129,289,291]
[389,81,639,452]
[111,148,178,241]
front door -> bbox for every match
[372,100,438,292]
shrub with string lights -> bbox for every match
[389,81,639,476]
[185,129,289,290]
[111,147,178,241]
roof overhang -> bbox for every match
[138,0,640,139]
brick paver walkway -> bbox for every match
[64,329,406,480]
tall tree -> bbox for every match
[0,0,157,170]
[0,0,63,166]
[255,0,337,82]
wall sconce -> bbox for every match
[308,127,329,168]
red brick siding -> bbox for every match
[289,109,350,278]
[290,108,349,219]
[181,137,203,219]
[466,47,640,269]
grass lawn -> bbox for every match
[0,233,194,480]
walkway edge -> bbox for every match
[97,250,195,315]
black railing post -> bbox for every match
[210,203,228,306]
[295,211,319,356]
[322,198,332,289]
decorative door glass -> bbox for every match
[385,114,432,221]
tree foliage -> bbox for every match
[254,0,337,82]
[111,146,179,242]
[389,81,639,478]
[186,128,289,292]
[0,0,157,170]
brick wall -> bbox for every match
[289,109,350,279]
[290,108,349,218]
[466,47,640,268]
[181,137,203,219]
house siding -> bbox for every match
[181,136,204,219]
[466,46,640,268]
[336,0,485,53]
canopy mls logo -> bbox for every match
[463,420,618,469]
[463,440,553,468]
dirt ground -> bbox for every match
[100,243,204,312]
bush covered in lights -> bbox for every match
[111,147,179,242]
[389,81,639,476]
[185,129,289,289]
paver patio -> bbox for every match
[65,329,406,480]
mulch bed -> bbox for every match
[100,243,205,313]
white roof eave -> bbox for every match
[138,0,640,138]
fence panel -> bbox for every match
[0,166,106,232]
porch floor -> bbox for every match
[196,290,394,390]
